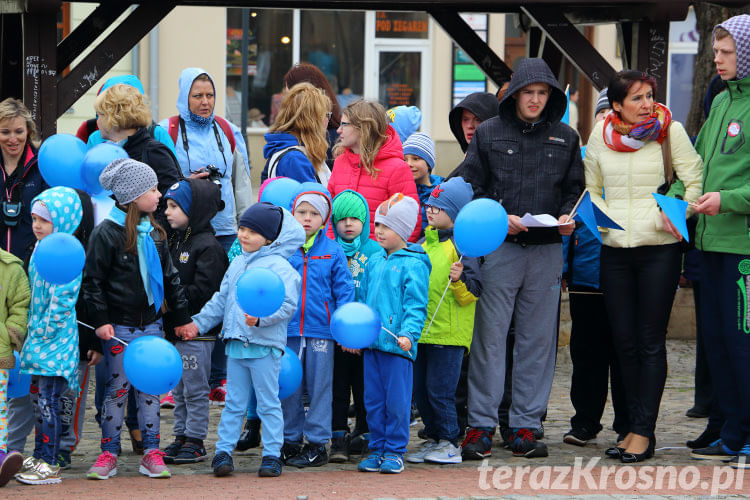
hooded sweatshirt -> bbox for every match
[287,186,354,340]
[360,243,431,361]
[694,14,750,255]
[456,58,584,245]
[164,179,229,341]
[193,208,304,351]
[330,189,384,302]
[0,249,29,369]
[159,68,251,237]
[261,132,320,184]
[448,92,499,153]
[327,125,422,242]
[20,187,83,394]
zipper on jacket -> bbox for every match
[698,100,731,248]
[325,301,330,324]
[299,252,308,336]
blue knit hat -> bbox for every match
[427,177,474,222]
[402,133,435,170]
[164,180,193,216]
[239,202,283,242]
[386,105,422,143]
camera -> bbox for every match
[1,200,23,227]
[205,165,222,185]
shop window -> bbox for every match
[226,8,293,127]
[667,8,698,125]
[300,10,365,107]
[379,51,421,108]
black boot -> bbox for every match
[236,418,262,451]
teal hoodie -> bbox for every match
[330,190,384,302]
[360,243,431,360]
[20,187,83,394]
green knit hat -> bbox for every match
[332,190,368,224]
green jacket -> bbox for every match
[694,76,750,254]
[420,228,481,349]
[0,249,30,369]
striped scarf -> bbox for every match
[603,102,672,152]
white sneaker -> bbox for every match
[424,440,462,464]
[405,439,438,463]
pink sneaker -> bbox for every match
[140,450,171,478]
[87,451,117,480]
[208,380,227,406]
[160,391,175,409]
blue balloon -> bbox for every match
[81,143,128,195]
[38,134,88,190]
[123,336,183,395]
[260,177,301,210]
[34,232,85,284]
[330,302,382,349]
[278,346,303,399]
[236,268,286,317]
[454,198,508,257]
[7,351,31,399]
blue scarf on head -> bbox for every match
[107,206,165,310]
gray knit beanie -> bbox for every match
[374,193,418,242]
[595,88,610,116]
[99,158,158,205]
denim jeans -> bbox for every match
[413,344,464,445]
[30,375,68,465]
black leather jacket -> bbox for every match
[82,218,190,329]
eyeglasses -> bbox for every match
[340,120,353,127]
[425,205,443,214]
[326,111,333,121]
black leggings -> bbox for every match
[600,243,681,437]
[331,345,367,434]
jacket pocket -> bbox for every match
[541,140,570,175]
[489,140,520,172]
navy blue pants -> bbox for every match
[700,251,750,450]
[30,375,67,465]
[413,344,464,445]
[364,350,412,455]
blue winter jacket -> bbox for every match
[192,208,304,351]
[261,132,318,184]
[287,187,355,340]
[360,243,431,360]
[159,67,251,237]
[20,187,83,394]
[330,190,384,303]
[416,174,444,236]
[562,223,601,289]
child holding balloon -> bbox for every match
[358,193,430,474]
[329,189,383,461]
[180,202,305,478]
[14,187,83,485]
[406,178,481,465]
[0,247,30,486]
[81,159,191,480]
[160,179,228,465]
[281,186,354,468]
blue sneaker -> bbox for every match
[258,455,282,477]
[357,451,383,472]
[691,439,738,461]
[379,452,404,474]
[729,445,750,470]
[212,451,234,477]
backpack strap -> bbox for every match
[167,115,180,146]
[213,116,236,154]
[266,145,307,179]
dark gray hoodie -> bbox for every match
[448,92,499,152]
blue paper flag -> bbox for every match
[591,202,624,230]
[573,191,602,243]
[652,193,689,242]
[561,87,570,126]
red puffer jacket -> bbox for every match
[327,126,422,242]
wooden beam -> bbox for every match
[429,9,512,87]
[56,2,176,117]
[57,2,129,73]
[636,21,670,103]
[521,5,616,91]
[23,1,60,138]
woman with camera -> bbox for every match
[0,98,48,259]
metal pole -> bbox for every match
[240,7,249,147]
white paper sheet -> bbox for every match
[519,213,573,227]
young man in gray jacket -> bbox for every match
[458,58,584,459]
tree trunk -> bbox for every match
[686,2,750,137]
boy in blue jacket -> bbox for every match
[180,203,305,478]
[357,193,430,474]
[282,186,354,468]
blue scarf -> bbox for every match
[189,111,212,127]
[108,207,165,310]
[338,236,359,257]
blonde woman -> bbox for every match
[94,84,181,222]
[261,82,332,185]
[327,100,421,242]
